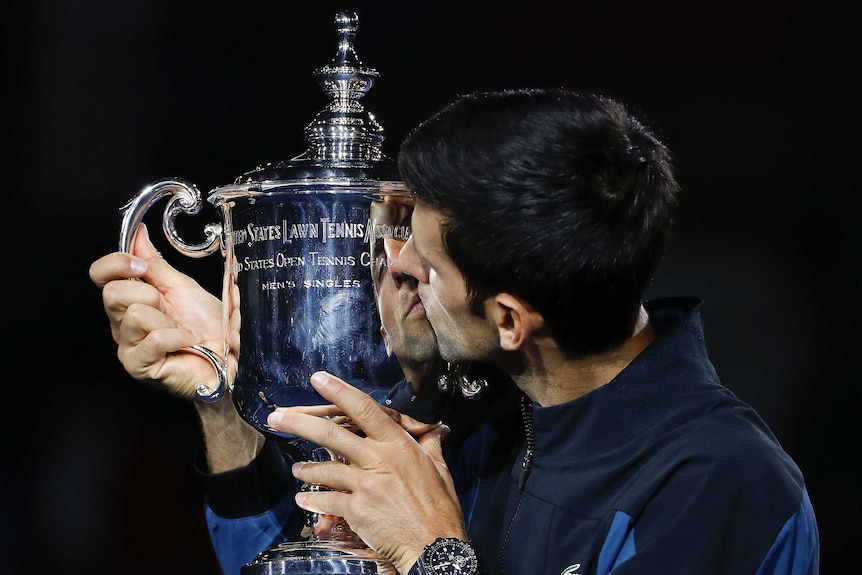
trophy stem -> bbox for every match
[300,444,366,546]
[240,441,397,574]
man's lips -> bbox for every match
[405,294,425,317]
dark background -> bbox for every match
[4,0,859,573]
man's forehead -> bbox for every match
[410,202,443,241]
[411,199,446,222]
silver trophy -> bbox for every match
[118,12,409,574]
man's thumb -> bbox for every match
[132,223,183,284]
[417,424,451,464]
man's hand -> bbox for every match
[89,223,262,472]
[89,223,224,399]
[267,371,468,574]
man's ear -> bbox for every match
[380,326,393,356]
[491,293,541,351]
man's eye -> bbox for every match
[375,259,389,281]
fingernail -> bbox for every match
[310,372,329,387]
[295,492,307,505]
[267,410,284,427]
[291,461,305,475]
[129,257,148,275]
[439,424,451,439]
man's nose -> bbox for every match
[399,235,429,283]
[388,247,407,283]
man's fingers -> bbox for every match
[115,303,199,372]
[89,252,149,289]
[101,279,162,323]
[89,224,162,289]
[417,425,450,466]
[416,425,459,501]
[289,404,346,418]
[133,224,205,294]
[132,326,202,364]
[306,371,404,442]
[312,513,341,537]
[130,223,159,260]
[292,460,354,493]
[294,488,351,521]
[395,413,445,438]
[267,409,367,462]
[119,302,180,344]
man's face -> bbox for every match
[370,201,439,367]
[399,201,499,363]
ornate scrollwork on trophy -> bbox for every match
[438,362,490,399]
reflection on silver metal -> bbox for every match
[459,373,489,398]
[246,541,397,574]
[437,362,489,399]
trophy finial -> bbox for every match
[304,11,385,162]
[332,11,361,70]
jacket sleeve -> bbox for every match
[198,438,306,575]
[599,437,819,575]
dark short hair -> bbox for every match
[398,88,679,357]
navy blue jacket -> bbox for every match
[203,298,819,574]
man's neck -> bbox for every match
[515,306,655,407]
[402,360,443,395]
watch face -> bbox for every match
[425,538,478,575]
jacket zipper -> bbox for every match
[520,397,535,488]
[499,396,535,571]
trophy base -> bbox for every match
[241,540,397,575]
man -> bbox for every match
[90,223,265,474]
[263,88,820,574]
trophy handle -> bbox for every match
[119,178,221,257]
[118,178,228,402]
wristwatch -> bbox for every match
[407,537,479,575]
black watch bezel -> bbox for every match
[411,537,478,575]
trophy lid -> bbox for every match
[232,11,400,185]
